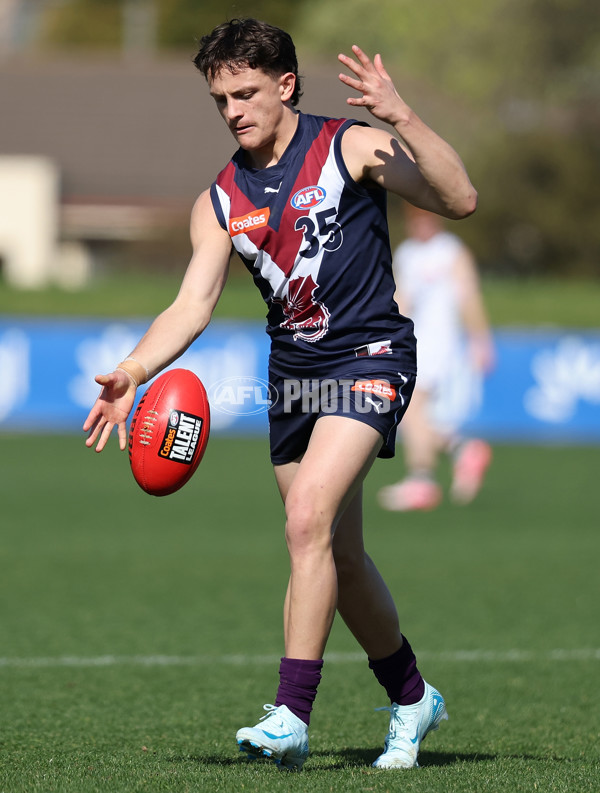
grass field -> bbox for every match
[1,271,600,328]
[1,435,599,791]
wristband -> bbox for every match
[124,356,151,381]
[116,358,149,387]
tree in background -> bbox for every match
[36,0,600,276]
[156,0,297,51]
[293,0,600,276]
[39,0,298,53]
[40,0,122,50]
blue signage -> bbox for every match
[0,318,599,442]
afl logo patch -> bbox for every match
[291,185,326,210]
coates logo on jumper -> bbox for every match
[291,185,326,210]
[351,380,397,400]
[229,208,270,237]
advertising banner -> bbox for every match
[0,318,599,442]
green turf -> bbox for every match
[1,271,600,328]
[1,436,599,791]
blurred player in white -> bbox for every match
[378,205,494,511]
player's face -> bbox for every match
[208,66,296,163]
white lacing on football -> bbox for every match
[138,410,158,445]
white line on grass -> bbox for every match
[0,648,599,668]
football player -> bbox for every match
[84,18,477,771]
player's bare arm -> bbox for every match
[338,45,477,219]
[84,190,232,452]
[454,245,495,373]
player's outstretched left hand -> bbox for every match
[83,369,136,452]
[338,45,409,128]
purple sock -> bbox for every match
[275,657,323,726]
[368,635,425,706]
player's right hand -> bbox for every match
[338,46,409,128]
[83,369,137,453]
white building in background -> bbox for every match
[0,156,59,288]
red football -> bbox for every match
[128,368,210,496]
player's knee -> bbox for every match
[284,499,333,557]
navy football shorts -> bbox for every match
[267,363,416,466]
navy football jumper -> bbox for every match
[210,113,416,374]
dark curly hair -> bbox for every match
[193,18,303,106]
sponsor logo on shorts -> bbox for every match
[290,185,326,210]
[364,396,384,413]
[159,409,203,464]
[279,378,395,414]
[229,208,270,236]
[204,376,404,417]
[351,379,397,400]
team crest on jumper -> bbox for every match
[291,186,326,210]
[274,274,330,342]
